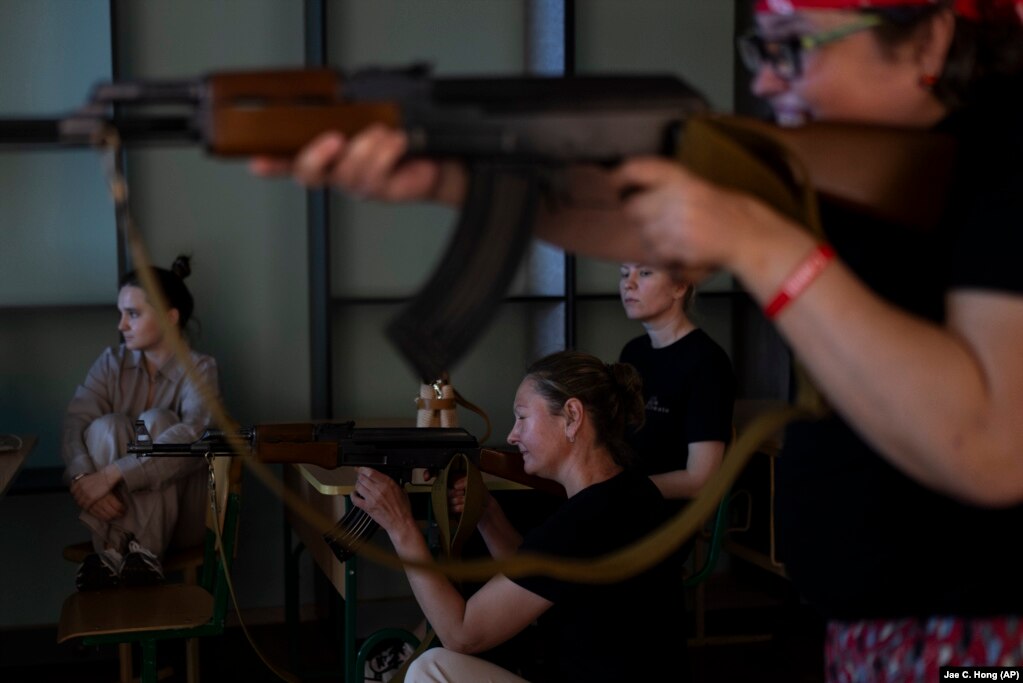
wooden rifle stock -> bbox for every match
[480,448,566,498]
[562,115,959,267]
[707,116,958,233]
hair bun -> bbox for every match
[171,254,192,280]
[607,361,646,430]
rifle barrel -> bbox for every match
[0,116,198,149]
[0,119,63,147]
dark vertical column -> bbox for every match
[109,0,129,281]
[305,0,333,419]
[286,2,334,674]
[525,0,567,74]
[562,0,577,351]
[525,0,577,350]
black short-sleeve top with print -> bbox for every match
[511,471,689,683]
[619,328,736,476]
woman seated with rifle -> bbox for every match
[351,350,690,683]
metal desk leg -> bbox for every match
[346,550,358,683]
[284,522,304,668]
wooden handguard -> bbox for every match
[480,448,565,498]
[203,69,402,156]
[250,423,339,469]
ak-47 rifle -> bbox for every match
[127,419,563,562]
[0,64,958,380]
[0,64,707,382]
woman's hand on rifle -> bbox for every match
[249,126,468,206]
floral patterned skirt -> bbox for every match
[826,615,1023,682]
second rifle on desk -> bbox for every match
[128,419,561,562]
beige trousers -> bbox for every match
[405,648,530,683]
[80,409,206,558]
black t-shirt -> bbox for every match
[511,471,689,682]
[619,329,736,476]
[776,79,1023,621]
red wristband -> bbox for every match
[763,243,836,320]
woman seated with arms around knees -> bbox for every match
[62,255,219,591]
[351,351,689,683]
[618,263,735,514]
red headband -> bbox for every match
[753,0,1022,19]
[756,0,941,9]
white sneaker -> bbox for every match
[121,539,165,586]
[365,639,415,682]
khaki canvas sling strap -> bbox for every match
[416,376,493,442]
[390,452,487,681]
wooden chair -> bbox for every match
[62,533,206,682]
[58,457,243,683]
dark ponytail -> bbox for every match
[119,254,196,331]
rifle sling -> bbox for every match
[478,449,566,498]
[391,452,487,680]
[452,388,492,444]
[680,115,822,235]
[414,397,456,411]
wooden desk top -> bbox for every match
[282,419,548,600]
[285,453,534,601]
[0,434,38,496]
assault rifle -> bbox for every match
[127,419,562,562]
[0,65,707,382]
[0,65,957,380]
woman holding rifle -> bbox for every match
[354,351,688,682]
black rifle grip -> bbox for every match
[386,162,541,381]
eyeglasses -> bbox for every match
[737,15,882,80]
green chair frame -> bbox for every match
[684,486,732,589]
[684,483,777,646]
